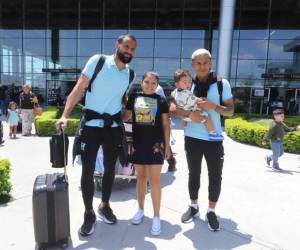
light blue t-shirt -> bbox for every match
[184,79,233,141]
[81,54,130,127]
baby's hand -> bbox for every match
[296,125,300,131]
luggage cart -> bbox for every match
[94,122,136,191]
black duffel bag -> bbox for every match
[50,128,69,168]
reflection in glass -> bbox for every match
[269,30,300,40]
[239,30,269,40]
[25,56,45,74]
[0,30,22,38]
[235,78,264,88]
[182,39,205,58]
[154,39,181,58]
[78,39,102,57]
[0,39,22,55]
[129,30,154,39]
[154,58,180,77]
[24,39,46,56]
[265,60,294,74]
[77,57,90,69]
[238,40,268,59]
[134,39,154,57]
[59,39,77,56]
[103,39,115,54]
[78,30,102,39]
[130,58,154,77]
[268,40,298,60]
[1,56,23,73]
[48,57,77,69]
[237,60,266,79]
[180,59,193,75]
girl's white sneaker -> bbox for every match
[151,216,161,236]
[131,209,144,225]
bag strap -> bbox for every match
[129,69,134,83]
[217,77,223,105]
[87,55,106,92]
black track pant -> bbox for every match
[184,136,224,202]
[80,126,121,210]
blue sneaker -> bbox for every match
[208,132,224,141]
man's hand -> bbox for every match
[56,117,68,129]
[196,98,217,110]
[164,145,172,160]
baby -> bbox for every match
[171,69,223,141]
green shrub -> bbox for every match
[35,106,82,136]
[225,116,300,153]
[0,159,12,203]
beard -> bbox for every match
[116,50,133,64]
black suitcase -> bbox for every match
[32,173,70,250]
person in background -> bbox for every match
[7,101,19,139]
[263,109,300,170]
[19,84,38,136]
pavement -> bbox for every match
[0,118,300,250]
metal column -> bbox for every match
[216,0,236,79]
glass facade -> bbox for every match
[0,0,300,114]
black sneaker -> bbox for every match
[79,211,96,236]
[98,205,117,224]
[181,206,199,223]
[206,211,220,231]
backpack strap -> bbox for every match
[129,69,135,83]
[87,55,106,92]
[217,77,223,105]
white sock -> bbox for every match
[207,208,215,213]
[191,204,198,209]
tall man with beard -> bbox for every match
[56,34,137,236]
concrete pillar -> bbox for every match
[216,0,236,79]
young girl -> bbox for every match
[7,101,19,139]
[122,72,171,236]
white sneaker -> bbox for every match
[151,216,161,236]
[131,209,144,225]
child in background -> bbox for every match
[263,109,299,170]
[171,69,223,141]
[7,101,19,139]
[122,71,171,236]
